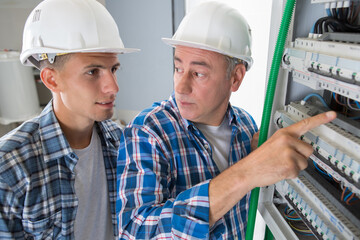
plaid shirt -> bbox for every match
[0,101,121,239]
[117,93,258,240]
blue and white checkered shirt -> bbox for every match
[0,101,121,239]
[117,93,258,240]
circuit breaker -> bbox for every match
[258,0,360,239]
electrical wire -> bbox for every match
[312,1,360,35]
[313,161,337,184]
[344,191,353,202]
[355,101,360,109]
[283,207,313,236]
[310,23,316,34]
[347,98,360,111]
[284,207,302,221]
[287,221,314,235]
[350,2,360,24]
[338,7,346,21]
[325,17,360,32]
[348,196,360,205]
[314,17,330,33]
[332,8,337,18]
[303,93,329,108]
[343,7,350,21]
[341,187,360,205]
[349,1,354,22]
[332,93,360,119]
[326,8,332,17]
[341,187,348,201]
[312,161,360,206]
[333,92,347,106]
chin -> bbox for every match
[179,110,197,122]
[95,111,114,122]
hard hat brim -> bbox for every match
[20,47,140,66]
[162,38,253,71]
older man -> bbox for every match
[117,2,336,239]
[0,0,138,239]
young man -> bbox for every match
[0,0,138,239]
[117,2,336,239]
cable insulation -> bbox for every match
[245,0,296,239]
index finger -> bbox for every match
[286,111,337,137]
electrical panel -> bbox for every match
[258,1,360,239]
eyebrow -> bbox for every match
[84,62,121,69]
[174,56,211,69]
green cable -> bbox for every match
[245,0,297,239]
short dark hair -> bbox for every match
[39,53,73,71]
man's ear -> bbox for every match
[231,63,246,92]
[40,68,60,93]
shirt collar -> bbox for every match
[95,119,120,149]
[38,100,119,167]
[227,102,241,126]
[38,100,73,163]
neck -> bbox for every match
[60,122,94,149]
[52,99,95,149]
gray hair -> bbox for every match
[224,56,247,80]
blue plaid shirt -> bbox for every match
[0,101,121,239]
[117,94,258,239]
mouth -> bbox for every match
[96,100,115,108]
[178,99,194,106]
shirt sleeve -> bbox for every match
[117,126,210,240]
[0,177,24,239]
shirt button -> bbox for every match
[204,144,209,150]
[70,153,75,158]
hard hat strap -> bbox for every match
[38,53,68,64]
[27,56,41,69]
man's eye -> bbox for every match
[112,66,119,73]
[86,69,100,76]
[175,67,183,73]
[195,72,205,77]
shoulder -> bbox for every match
[99,119,122,137]
[231,106,258,133]
[122,99,187,151]
[130,99,181,133]
[0,102,60,160]
[95,119,123,151]
[0,117,41,158]
[0,117,42,193]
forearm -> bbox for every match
[209,158,254,226]
[209,112,338,225]
[119,181,211,239]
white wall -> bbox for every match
[106,0,185,125]
[186,0,273,127]
[0,0,105,51]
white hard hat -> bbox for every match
[162,1,253,71]
[20,0,139,68]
